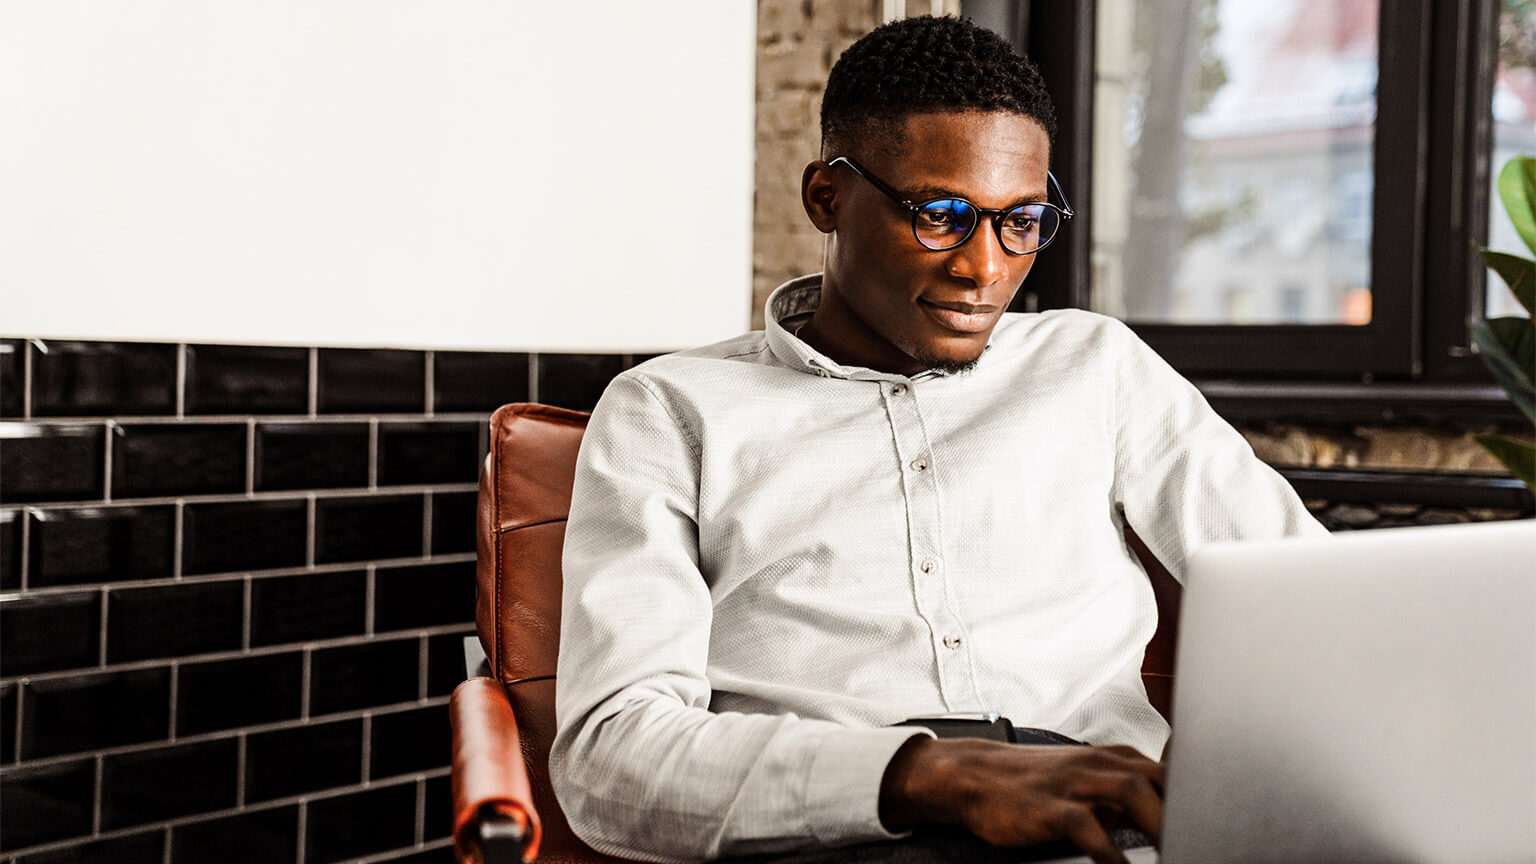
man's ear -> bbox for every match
[801,160,839,234]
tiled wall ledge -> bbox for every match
[0,337,646,864]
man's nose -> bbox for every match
[947,219,1011,287]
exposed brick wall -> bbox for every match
[0,338,634,864]
[750,1,1532,498]
[752,0,961,328]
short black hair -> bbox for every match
[820,15,1056,158]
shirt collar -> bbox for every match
[763,274,985,382]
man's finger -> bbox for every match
[1057,804,1128,864]
[1103,774,1162,846]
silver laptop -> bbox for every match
[1058,519,1536,864]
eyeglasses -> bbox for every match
[828,156,1074,256]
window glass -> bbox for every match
[1091,0,1378,325]
[1488,0,1536,318]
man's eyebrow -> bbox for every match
[904,185,1049,207]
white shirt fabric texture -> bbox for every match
[551,274,1327,862]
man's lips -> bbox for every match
[918,298,1001,334]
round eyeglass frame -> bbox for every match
[827,156,1075,255]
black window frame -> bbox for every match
[975,0,1522,425]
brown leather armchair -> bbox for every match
[449,403,1184,864]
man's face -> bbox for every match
[804,111,1051,375]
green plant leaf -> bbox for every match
[1472,317,1536,424]
[1498,156,1536,259]
[1476,248,1536,317]
[1475,434,1536,492]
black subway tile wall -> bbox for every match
[1,683,15,763]
[244,719,363,803]
[433,351,529,412]
[305,782,417,864]
[254,422,369,490]
[30,341,178,417]
[0,337,638,862]
[16,830,166,864]
[106,581,244,663]
[185,344,309,415]
[182,499,308,575]
[175,652,304,735]
[27,506,174,586]
[0,591,100,676]
[21,669,172,759]
[315,494,424,564]
[249,569,368,646]
[0,425,105,503]
[309,638,420,717]
[170,805,300,864]
[538,352,627,411]
[317,348,425,414]
[111,423,247,498]
[101,738,240,829]
[377,421,480,486]
[1,509,19,590]
[1,340,23,418]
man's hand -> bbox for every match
[878,737,1164,864]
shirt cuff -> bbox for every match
[802,726,936,847]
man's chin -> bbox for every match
[912,347,984,375]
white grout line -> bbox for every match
[172,501,185,580]
[299,649,313,721]
[11,686,24,763]
[3,774,452,863]
[2,482,479,513]
[245,419,257,495]
[92,754,105,834]
[175,345,187,419]
[367,420,379,491]
[420,492,432,558]
[1,552,477,602]
[305,494,317,569]
[307,348,319,418]
[102,421,115,501]
[414,775,426,846]
[162,826,173,864]
[167,662,179,740]
[6,411,493,425]
[417,636,429,701]
[342,837,455,864]
[359,714,372,786]
[18,508,30,591]
[2,622,476,687]
[423,351,435,417]
[364,566,377,636]
[235,733,247,808]
[242,576,254,650]
[0,699,457,774]
[22,339,34,419]
[295,798,308,864]
[527,352,539,403]
[98,587,110,666]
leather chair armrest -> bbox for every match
[451,677,543,863]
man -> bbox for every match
[551,15,1324,864]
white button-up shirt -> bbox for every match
[552,275,1325,862]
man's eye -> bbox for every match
[918,208,957,227]
[1005,214,1039,232]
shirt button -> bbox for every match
[891,383,908,395]
[943,635,962,650]
[919,557,937,573]
[910,457,928,472]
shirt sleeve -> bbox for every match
[1106,319,1328,580]
[549,371,928,863]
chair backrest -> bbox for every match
[475,403,1181,860]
